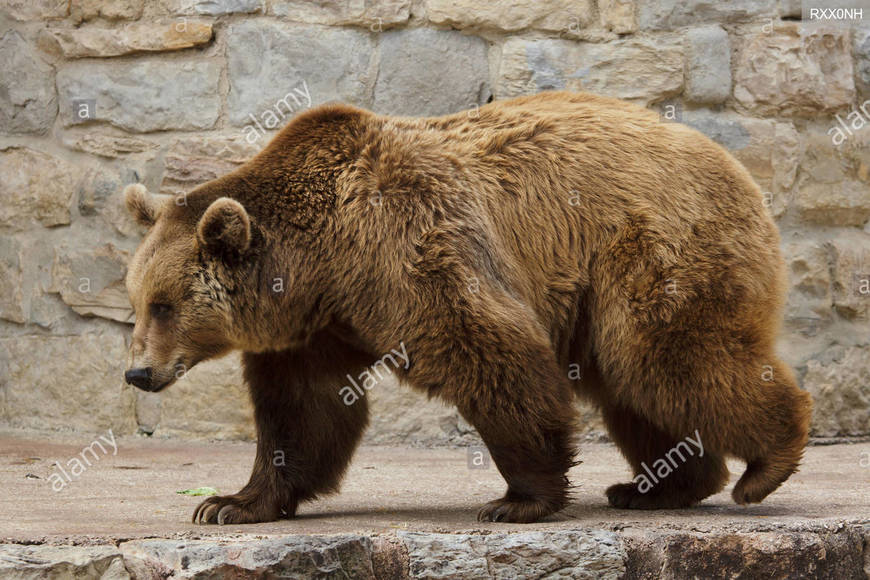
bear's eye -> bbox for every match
[149,303,173,321]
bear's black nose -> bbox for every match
[125,367,153,390]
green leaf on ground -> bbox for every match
[176,487,218,496]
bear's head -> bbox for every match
[120,105,373,392]
[122,183,255,392]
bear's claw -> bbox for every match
[192,495,264,525]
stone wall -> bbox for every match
[0,0,868,443]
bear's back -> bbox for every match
[380,92,760,218]
[379,92,770,243]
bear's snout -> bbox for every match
[124,367,154,391]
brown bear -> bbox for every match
[122,91,812,525]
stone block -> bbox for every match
[0,0,68,20]
[0,332,137,433]
[425,0,592,33]
[0,148,77,230]
[782,240,832,325]
[795,181,870,227]
[0,236,25,324]
[70,0,145,21]
[160,0,263,15]
[121,535,376,578]
[78,164,133,218]
[600,0,637,34]
[804,345,870,437]
[49,243,133,323]
[57,60,221,132]
[637,0,778,30]
[854,27,870,99]
[828,235,870,320]
[733,24,854,117]
[0,32,57,135]
[226,21,371,127]
[497,36,683,105]
[272,0,410,26]
[0,545,128,578]
[373,28,490,116]
[684,25,731,104]
[794,129,870,226]
[62,132,159,158]
[40,21,213,58]
[400,530,626,579]
[624,529,865,578]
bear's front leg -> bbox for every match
[193,336,371,525]
[465,358,578,523]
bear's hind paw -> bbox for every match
[606,482,698,510]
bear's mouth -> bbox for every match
[127,356,201,393]
[137,378,173,393]
[130,359,187,393]
[146,357,197,392]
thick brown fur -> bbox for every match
[123,91,812,524]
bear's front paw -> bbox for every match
[192,494,275,525]
[477,496,562,523]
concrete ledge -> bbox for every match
[1,526,867,579]
[1,430,868,578]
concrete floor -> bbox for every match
[1,429,868,543]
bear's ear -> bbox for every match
[124,184,169,227]
[196,197,251,255]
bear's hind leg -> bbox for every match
[602,404,729,509]
[194,334,372,525]
[601,347,810,509]
[730,361,812,505]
